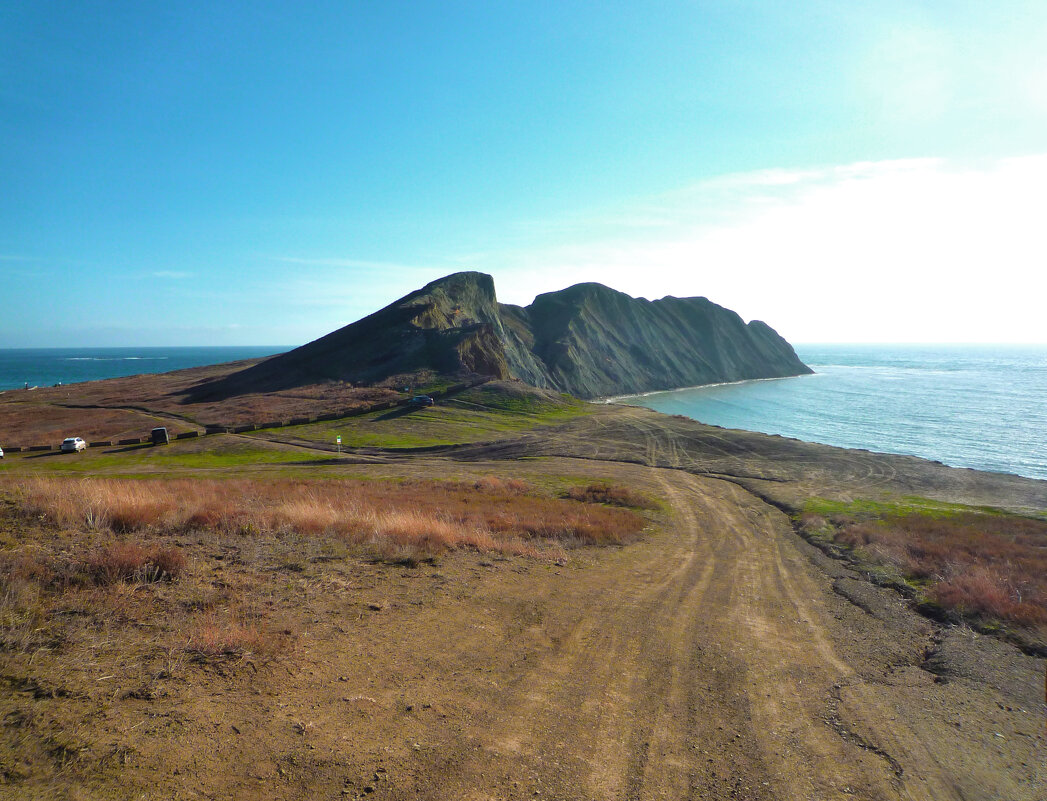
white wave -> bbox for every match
[63,356,168,362]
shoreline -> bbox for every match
[599,371,816,404]
[603,369,1047,484]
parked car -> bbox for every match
[408,395,435,407]
[60,437,87,453]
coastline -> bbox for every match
[599,372,816,404]
[605,349,1047,482]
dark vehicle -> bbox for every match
[150,427,170,445]
[408,395,435,407]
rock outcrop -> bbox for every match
[191,271,811,399]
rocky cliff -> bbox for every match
[193,271,811,399]
[509,280,812,397]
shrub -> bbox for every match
[85,542,185,584]
[798,513,827,531]
[564,482,657,510]
[185,614,276,659]
[822,506,1047,640]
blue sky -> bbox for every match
[3,1,1046,346]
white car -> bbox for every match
[60,437,87,453]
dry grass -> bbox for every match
[0,473,651,686]
[10,475,648,558]
[185,613,279,660]
[473,476,533,494]
[0,540,184,590]
[801,509,1047,644]
[0,540,187,658]
[564,482,658,510]
[0,360,402,440]
[0,571,50,653]
[84,541,186,584]
[0,466,658,788]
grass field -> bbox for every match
[0,467,660,689]
[5,389,1043,657]
[253,385,593,449]
[0,436,337,476]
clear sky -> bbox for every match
[3,1,1046,347]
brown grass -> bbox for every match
[564,482,658,510]
[0,540,184,587]
[0,471,651,684]
[9,475,649,560]
[0,567,50,652]
[84,542,186,584]
[185,613,280,660]
[0,361,403,442]
[0,473,649,674]
[473,476,533,495]
[808,510,1047,641]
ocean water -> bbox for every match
[0,347,287,392]
[619,345,1047,481]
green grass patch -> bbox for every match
[801,495,1009,521]
[5,437,335,474]
[258,388,593,450]
[453,385,588,416]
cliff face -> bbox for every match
[197,271,811,399]
[510,282,812,397]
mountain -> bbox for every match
[189,272,811,400]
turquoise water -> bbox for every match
[0,347,287,392]
[619,345,1047,481]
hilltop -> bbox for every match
[188,271,811,400]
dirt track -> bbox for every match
[3,408,1045,800]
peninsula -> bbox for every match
[188,271,812,400]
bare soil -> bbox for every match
[1,404,1044,800]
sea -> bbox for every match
[2,344,1044,482]
[0,347,287,393]
[616,344,1047,482]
